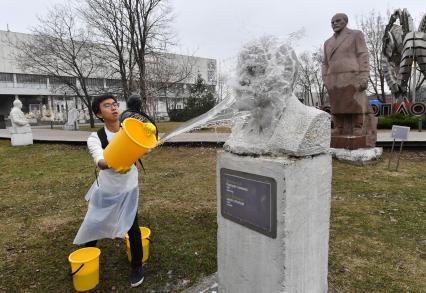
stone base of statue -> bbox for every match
[9,125,33,146]
[11,133,33,146]
[217,151,331,293]
[330,147,383,165]
[331,113,377,149]
[331,134,375,149]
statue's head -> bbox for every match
[234,36,298,112]
[331,13,348,33]
[13,99,23,109]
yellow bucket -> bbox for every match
[104,118,157,171]
[125,227,151,263]
[68,247,101,292]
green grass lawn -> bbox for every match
[0,140,425,292]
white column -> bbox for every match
[217,151,331,293]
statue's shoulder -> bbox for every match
[303,106,330,127]
[348,28,363,36]
[299,108,331,155]
[324,35,334,44]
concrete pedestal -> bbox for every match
[330,147,383,165]
[11,132,33,146]
[217,151,331,293]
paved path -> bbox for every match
[1,128,426,146]
[0,128,91,143]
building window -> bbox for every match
[0,72,13,82]
[16,74,47,88]
[50,76,76,87]
[106,79,122,88]
[207,60,217,84]
[0,72,14,88]
[85,78,104,88]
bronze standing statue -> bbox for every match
[322,13,377,149]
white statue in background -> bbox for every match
[79,109,86,122]
[9,98,33,146]
[56,111,64,122]
[41,104,54,122]
[84,109,90,120]
[63,108,80,130]
[10,99,30,132]
[224,36,330,156]
[25,111,37,120]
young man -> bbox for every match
[73,94,144,287]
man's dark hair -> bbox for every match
[92,94,117,121]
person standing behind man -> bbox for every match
[322,13,377,149]
[119,95,158,140]
[73,94,145,288]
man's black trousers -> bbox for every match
[85,212,143,268]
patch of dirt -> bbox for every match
[38,214,74,233]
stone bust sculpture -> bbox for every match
[322,13,377,149]
[224,36,330,157]
[9,98,31,133]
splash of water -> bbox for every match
[158,95,243,145]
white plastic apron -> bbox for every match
[73,166,139,245]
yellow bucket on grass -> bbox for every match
[104,118,157,171]
[68,247,101,292]
[125,227,151,263]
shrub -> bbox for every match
[377,113,424,129]
[168,74,216,122]
[167,108,190,122]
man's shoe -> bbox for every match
[130,266,145,287]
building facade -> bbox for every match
[0,30,217,123]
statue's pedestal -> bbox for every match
[217,151,331,293]
[11,133,33,146]
[331,113,377,149]
[9,126,33,146]
[331,134,373,149]
[330,147,383,165]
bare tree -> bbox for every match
[14,4,105,127]
[124,0,175,113]
[216,73,232,103]
[81,0,136,101]
[83,0,191,118]
[296,49,327,107]
[216,61,232,103]
[147,52,194,119]
[357,10,387,102]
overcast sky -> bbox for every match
[0,0,424,65]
